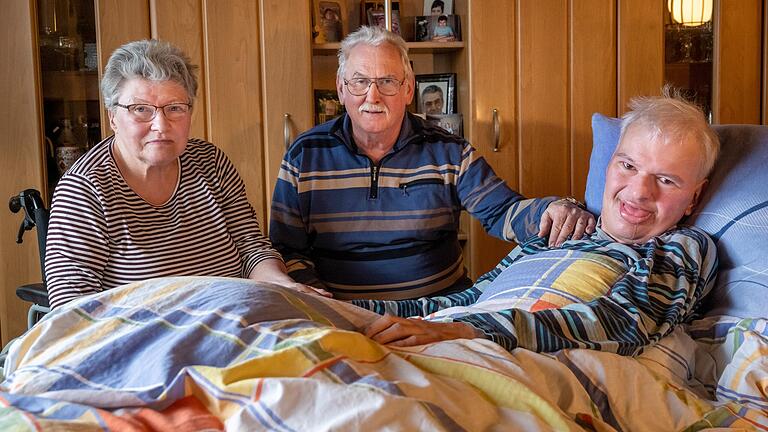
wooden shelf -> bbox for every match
[42,70,99,101]
[313,41,464,55]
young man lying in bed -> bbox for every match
[357,89,721,356]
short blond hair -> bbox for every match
[620,85,720,179]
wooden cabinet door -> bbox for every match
[467,0,617,278]
[0,0,47,344]
[95,0,151,138]
[713,0,763,124]
[259,0,314,224]
[466,0,519,278]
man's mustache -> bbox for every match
[359,103,389,114]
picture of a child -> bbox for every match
[432,15,455,42]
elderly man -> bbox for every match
[360,90,720,356]
[270,26,594,301]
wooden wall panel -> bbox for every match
[466,0,518,278]
[570,0,616,199]
[713,0,762,124]
[95,0,151,136]
[0,0,46,345]
[764,0,767,125]
[203,1,268,222]
[259,0,313,223]
[618,0,664,113]
[518,0,570,198]
[150,0,208,139]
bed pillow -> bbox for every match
[585,113,622,215]
[588,114,768,319]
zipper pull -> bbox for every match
[399,183,408,196]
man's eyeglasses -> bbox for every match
[343,77,405,96]
[114,102,192,122]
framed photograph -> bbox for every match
[368,9,401,35]
[427,113,463,137]
[314,90,345,125]
[313,0,347,43]
[361,0,399,26]
[414,15,461,42]
[414,16,431,42]
[423,0,453,15]
[415,73,456,115]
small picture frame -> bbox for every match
[427,113,463,137]
[423,0,453,16]
[313,0,347,43]
[417,14,459,42]
[415,73,456,115]
[368,8,401,35]
[314,89,345,125]
[414,16,431,42]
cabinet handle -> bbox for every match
[283,113,292,149]
[492,108,500,152]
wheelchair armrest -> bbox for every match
[16,283,50,308]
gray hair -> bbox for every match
[337,26,413,81]
[619,85,720,179]
[101,39,198,109]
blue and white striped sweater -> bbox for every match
[270,113,554,300]
[354,224,718,356]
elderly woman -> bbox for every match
[45,39,325,309]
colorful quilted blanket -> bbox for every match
[0,277,765,431]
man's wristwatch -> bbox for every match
[558,196,586,210]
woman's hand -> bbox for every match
[248,258,333,297]
[363,314,480,347]
[279,281,333,298]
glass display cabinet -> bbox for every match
[36,0,100,196]
[663,0,714,119]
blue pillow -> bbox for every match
[588,113,768,318]
[585,113,622,215]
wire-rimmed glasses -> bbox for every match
[343,77,405,96]
[114,103,192,122]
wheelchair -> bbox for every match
[8,189,50,328]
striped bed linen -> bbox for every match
[0,277,765,431]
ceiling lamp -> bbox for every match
[667,0,713,27]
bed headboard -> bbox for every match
[587,113,768,319]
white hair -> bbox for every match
[620,85,720,178]
[337,26,413,81]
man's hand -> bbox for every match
[363,314,480,347]
[538,198,596,247]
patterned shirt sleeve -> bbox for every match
[269,149,326,287]
[452,227,719,355]
[45,175,110,309]
[351,246,524,316]
[453,142,557,243]
[215,149,283,277]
